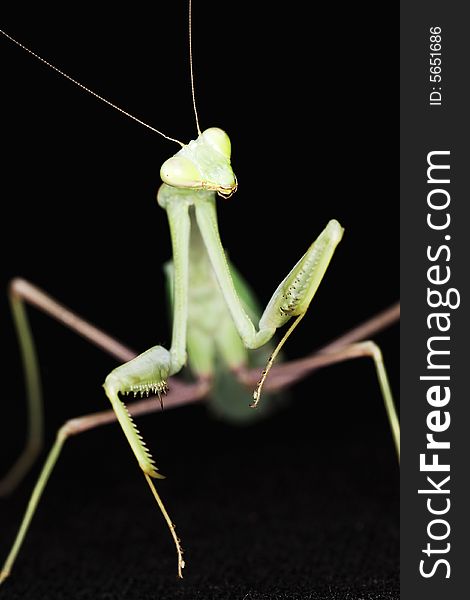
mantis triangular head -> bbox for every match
[160,128,238,198]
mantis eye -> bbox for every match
[202,127,231,159]
[160,156,202,188]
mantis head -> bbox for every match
[160,128,237,198]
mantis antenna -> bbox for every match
[189,0,201,135]
[0,28,184,147]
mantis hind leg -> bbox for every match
[306,340,400,460]
[0,279,138,495]
[0,282,44,496]
[1,421,77,584]
[237,336,400,460]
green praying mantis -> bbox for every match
[0,3,400,585]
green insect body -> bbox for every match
[164,207,285,423]
[104,129,342,485]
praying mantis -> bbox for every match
[0,1,398,592]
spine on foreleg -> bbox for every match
[281,220,344,317]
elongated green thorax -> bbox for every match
[160,128,237,197]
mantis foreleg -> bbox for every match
[194,192,344,401]
[101,198,191,577]
[2,277,186,581]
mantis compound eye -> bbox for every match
[202,127,231,159]
[160,156,203,188]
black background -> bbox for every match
[0,4,398,599]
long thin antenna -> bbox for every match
[0,29,184,147]
[189,0,201,135]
